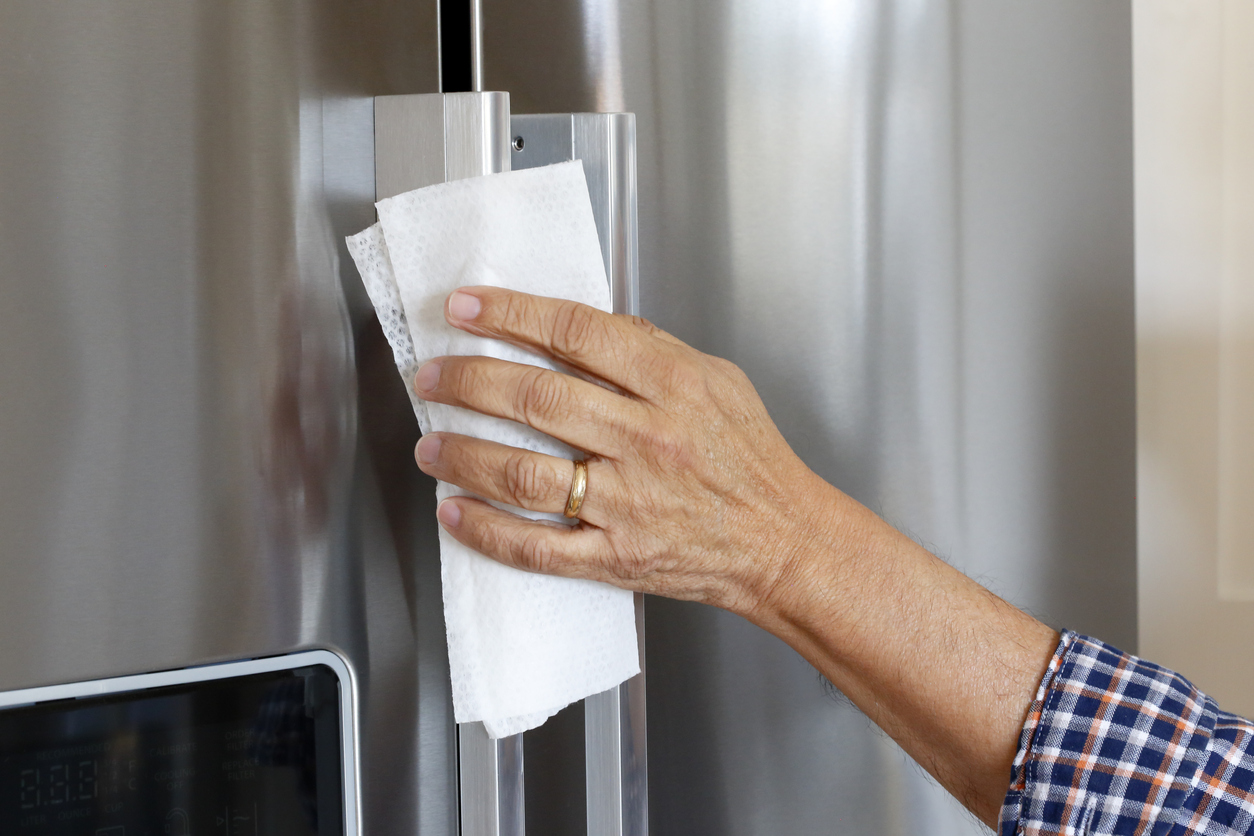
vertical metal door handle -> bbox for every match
[374,91,525,836]
[459,721,525,836]
[375,95,648,836]
[511,110,647,836]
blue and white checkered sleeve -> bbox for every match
[1000,630,1254,835]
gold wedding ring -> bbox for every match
[564,459,588,519]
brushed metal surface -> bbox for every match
[376,94,449,200]
[484,1,1136,834]
[375,91,510,199]
[510,114,575,169]
[445,92,512,182]
[0,4,450,836]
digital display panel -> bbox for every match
[0,665,343,836]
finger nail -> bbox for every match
[414,360,441,393]
[437,499,462,528]
[447,290,481,322]
[415,434,441,466]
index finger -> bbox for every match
[444,286,685,401]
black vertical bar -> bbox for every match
[440,0,473,93]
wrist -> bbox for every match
[735,478,929,693]
[732,470,863,635]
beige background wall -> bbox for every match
[1136,0,1254,715]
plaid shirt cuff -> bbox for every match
[1000,631,1254,835]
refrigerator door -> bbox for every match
[483,1,1136,834]
[0,5,454,836]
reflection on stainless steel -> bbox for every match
[471,0,486,93]
[579,0,626,113]
[0,4,449,836]
[460,721,526,836]
[486,1,1136,834]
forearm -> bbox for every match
[739,477,1058,828]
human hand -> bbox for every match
[412,287,1062,828]
[411,286,844,619]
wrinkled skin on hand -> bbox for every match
[412,286,840,621]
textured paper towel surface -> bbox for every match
[347,161,639,738]
[345,223,429,432]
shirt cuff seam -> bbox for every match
[1001,628,1075,834]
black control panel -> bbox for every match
[0,666,343,836]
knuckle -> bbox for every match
[628,315,664,338]
[501,292,542,337]
[502,452,551,506]
[598,531,662,584]
[444,357,483,400]
[515,367,567,423]
[483,291,538,344]
[709,354,743,378]
[614,544,651,583]
[713,356,752,388]
[552,302,608,358]
[659,358,703,399]
[513,529,557,574]
[636,417,691,469]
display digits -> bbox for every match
[48,764,67,805]
[16,760,105,809]
[19,768,37,810]
[77,759,96,802]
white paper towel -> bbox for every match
[346,161,640,738]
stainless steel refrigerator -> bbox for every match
[0,2,1135,835]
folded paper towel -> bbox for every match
[346,161,640,738]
